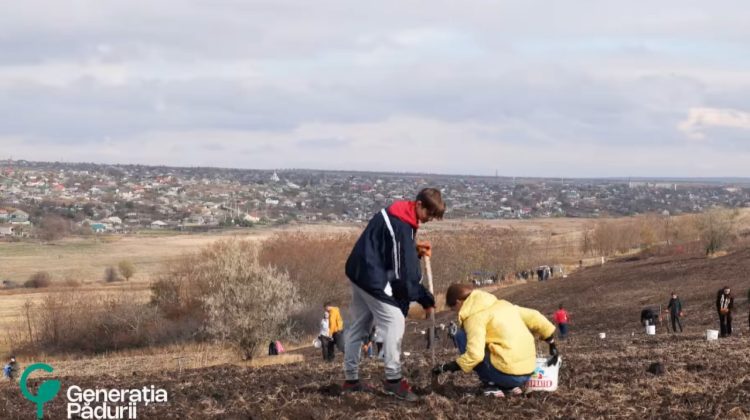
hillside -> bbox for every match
[493,248,750,333]
[3,248,750,419]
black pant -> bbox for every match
[670,313,683,332]
[320,336,334,361]
[719,313,732,337]
[332,331,345,354]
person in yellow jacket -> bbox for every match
[325,302,345,356]
[432,284,560,397]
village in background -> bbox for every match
[2,159,750,240]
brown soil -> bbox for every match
[3,248,750,419]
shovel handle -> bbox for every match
[425,256,435,295]
[425,256,436,365]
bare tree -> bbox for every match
[37,215,70,241]
[696,208,739,255]
[25,271,52,288]
[104,266,121,282]
[200,240,301,359]
[118,260,136,281]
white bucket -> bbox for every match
[598,332,606,339]
[527,357,561,392]
[646,325,656,335]
[313,338,322,349]
[706,329,719,341]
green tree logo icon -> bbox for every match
[20,363,61,419]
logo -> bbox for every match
[19,362,168,419]
[20,363,61,419]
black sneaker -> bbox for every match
[481,385,505,398]
[382,378,419,402]
[341,381,376,393]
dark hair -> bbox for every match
[416,188,446,219]
[324,302,332,307]
[446,283,474,308]
[559,304,564,309]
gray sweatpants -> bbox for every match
[343,284,405,381]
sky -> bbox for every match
[1,1,750,177]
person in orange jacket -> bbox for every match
[325,302,345,356]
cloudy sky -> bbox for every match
[1,1,750,177]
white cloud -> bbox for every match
[2,1,750,175]
[678,107,750,140]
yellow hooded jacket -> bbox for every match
[328,306,344,336]
[456,290,556,376]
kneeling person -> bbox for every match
[432,284,559,397]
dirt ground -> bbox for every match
[3,332,749,419]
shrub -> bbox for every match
[36,215,71,241]
[203,252,300,359]
[62,277,82,288]
[22,292,173,354]
[696,208,738,255]
[104,266,121,282]
[3,280,20,289]
[25,271,52,288]
[153,239,301,358]
[118,260,136,281]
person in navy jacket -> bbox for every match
[342,188,445,401]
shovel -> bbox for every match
[424,256,440,390]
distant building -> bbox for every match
[10,209,28,223]
[151,220,168,229]
[90,223,107,233]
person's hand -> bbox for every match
[432,361,460,375]
[416,240,432,258]
[546,337,559,367]
[424,306,434,319]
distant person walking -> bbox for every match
[342,188,444,401]
[716,286,734,338]
[553,304,570,339]
[666,292,683,333]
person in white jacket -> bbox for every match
[319,312,334,361]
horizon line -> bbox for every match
[2,158,750,183]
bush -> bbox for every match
[20,292,178,354]
[62,277,82,288]
[203,243,300,358]
[153,239,301,358]
[104,266,121,282]
[36,215,71,241]
[25,271,52,288]
[3,280,20,289]
[696,208,738,255]
[118,260,136,281]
